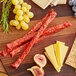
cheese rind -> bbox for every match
[32,0,53,9]
[45,45,60,72]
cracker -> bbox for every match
[65,37,76,69]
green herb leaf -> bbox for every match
[0,0,12,32]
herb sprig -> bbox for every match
[0,0,12,32]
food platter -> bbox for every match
[0,0,76,76]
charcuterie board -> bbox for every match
[0,0,76,76]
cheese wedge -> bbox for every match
[53,42,69,67]
[61,45,68,65]
[44,52,61,72]
[56,41,65,45]
[53,43,62,67]
[58,0,67,4]
[45,45,60,72]
[51,0,59,6]
[56,41,68,65]
[32,0,53,9]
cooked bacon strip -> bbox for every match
[12,9,56,69]
[10,21,72,58]
[6,10,51,52]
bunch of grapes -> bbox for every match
[10,0,34,30]
[69,0,76,18]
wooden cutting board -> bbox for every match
[0,0,76,76]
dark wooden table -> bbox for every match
[0,0,76,76]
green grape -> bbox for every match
[23,14,30,23]
[16,10,23,16]
[26,5,31,10]
[12,0,19,5]
[16,25,21,30]
[27,11,34,18]
[22,6,27,12]
[15,4,21,10]
[19,0,23,4]
[18,15,23,21]
[13,9,17,14]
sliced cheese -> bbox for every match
[32,0,53,9]
[61,45,68,65]
[53,43,62,67]
[56,41,68,65]
[53,42,69,67]
[58,0,67,4]
[44,52,61,72]
[56,41,65,45]
[51,0,59,6]
[45,45,60,72]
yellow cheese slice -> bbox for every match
[53,43,62,67]
[61,45,68,65]
[56,41,68,65]
[53,42,69,67]
[32,0,53,9]
[45,45,60,72]
[56,41,65,45]
[44,52,60,72]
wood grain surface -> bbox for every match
[0,0,76,76]
[0,60,6,73]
